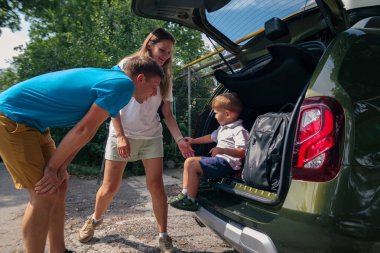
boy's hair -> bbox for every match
[122,56,164,80]
[212,93,243,114]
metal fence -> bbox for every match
[174,47,240,136]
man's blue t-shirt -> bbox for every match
[0,66,134,132]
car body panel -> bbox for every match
[196,206,278,253]
[196,24,380,252]
[132,0,380,252]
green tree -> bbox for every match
[7,0,211,170]
[0,0,20,33]
[0,0,57,34]
[0,68,19,91]
[13,0,163,78]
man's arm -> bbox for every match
[35,103,109,195]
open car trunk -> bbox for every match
[194,41,326,207]
[131,1,380,251]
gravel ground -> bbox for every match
[0,164,237,253]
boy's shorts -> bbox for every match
[0,113,56,189]
[199,156,235,179]
[104,132,163,162]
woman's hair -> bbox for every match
[212,93,243,114]
[120,28,175,99]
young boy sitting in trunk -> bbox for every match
[169,92,249,211]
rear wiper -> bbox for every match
[206,35,235,74]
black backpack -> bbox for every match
[242,112,291,191]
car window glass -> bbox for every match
[205,0,316,45]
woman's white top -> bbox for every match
[109,85,173,139]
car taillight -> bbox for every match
[292,97,344,181]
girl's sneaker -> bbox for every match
[159,235,174,253]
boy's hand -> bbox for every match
[183,137,194,144]
[210,147,224,157]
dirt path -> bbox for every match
[0,164,236,253]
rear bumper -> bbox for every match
[195,207,278,253]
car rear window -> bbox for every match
[206,0,316,45]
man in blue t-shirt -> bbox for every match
[0,55,163,253]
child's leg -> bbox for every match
[185,157,204,199]
[190,157,234,200]
[169,157,233,211]
[168,157,202,204]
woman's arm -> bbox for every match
[161,100,194,158]
[111,113,130,158]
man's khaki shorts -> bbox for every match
[104,132,163,162]
[0,113,56,189]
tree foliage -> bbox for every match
[0,0,57,34]
[0,68,19,91]
[14,0,161,78]
[4,0,211,168]
[1,0,20,33]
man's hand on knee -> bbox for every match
[35,166,59,195]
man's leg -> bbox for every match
[47,179,68,253]
[23,189,58,253]
[94,160,127,219]
[142,157,167,233]
[37,129,68,253]
[0,119,61,253]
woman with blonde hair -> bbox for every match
[78,28,194,252]
[126,28,174,101]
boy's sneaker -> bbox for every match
[64,250,77,253]
[159,236,174,253]
[167,192,186,204]
[169,197,199,211]
[78,216,103,243]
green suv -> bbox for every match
[132,0,380,252]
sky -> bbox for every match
[0,18,30,69]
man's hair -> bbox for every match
[212,92,243,114]
[122,55,164,80]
